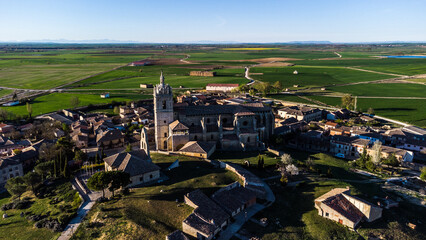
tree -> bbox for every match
[273,81,282,93]
[257,82,272,96]
[383,153,399,167]
[371,140,382,166]
[70,96,80,109]
[286,164,299,176]
[125,144,132,153]
[26,102,33,119]
[278,154,294,177]
[257,155,264,170]
[367,107,374,115]
[35,161,54,180]
[341,94,354,110]
[5,177,27,200]
[39,143,57,162]
[12,91,18,101]
[113,106,120,115]
[281,154,293,165]
[356,147,369,168]
[74,150,87,166]
[420,167,426,181]
[24,172,41,195]
[87,172,110,198]
[107,171,130,197]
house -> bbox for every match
[63,109,79,120]
[0,158,23,187]
[140,84,153,88]
[211,182,256,217]
[206,83,238,92]
[182,189,230,240]
[96,129,124,149]
[100,92,110,98]
[367,145,413,163]
[324,121,339,130]
[327,109,351,120]
[178,141,216,159]
[315,188,382,229]
[190,71,216,77]
[0,123,14,134]
[54,128,65,138]
[72,135,89,149]
[104,151,160,187]
[384,128,408,146]
[278,106,322,122]
[330,136,370,159]
[166,230,190,240]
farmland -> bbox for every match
[0,43,425,127]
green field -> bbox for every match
[328,83,426,97]
[305,95,426,127]
[250,66,391,88]
[0,88,13,98]
[0,92,151,117]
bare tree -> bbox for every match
[371,140,382,166]
[286,164,299,176]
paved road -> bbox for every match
[58,177,102,240]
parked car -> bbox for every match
[335,153,345,158]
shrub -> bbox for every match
[280,176,288,186]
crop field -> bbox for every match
[0,44,425,126]
[0,92,151,117]
[328,83,426,98]
[294,58,426,75]
[250,66,391,88]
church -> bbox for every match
[153,72,274,156]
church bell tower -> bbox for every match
[153,71,173,151]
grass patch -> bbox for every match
[71,153,239,240]
[329,83,426,98]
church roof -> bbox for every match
[176,103,270,117]
[169,120,189,131]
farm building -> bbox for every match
[129,60,151,66]
[140,84,153,88]
[100,92,110,98]
[206,83,239,92]
[190,71,216,77]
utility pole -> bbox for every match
[354,96,357,111]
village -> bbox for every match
[0,72,425,240]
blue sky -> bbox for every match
[0,0,425,43]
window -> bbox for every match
[222,118,228,124]
[164,132,167,137]
[191,123,194,126]
[325,212,329,217]
[163,140,167,149]
[194,135,198,141]
[164,120,166,124]
[211,135,214,140]
[140,177,143,182]
[207,118,210,124]
[150,174,153,179]
[247,137,250,143]
[243,121,248,126]
[162,100,167,109]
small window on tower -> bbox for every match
[162,100,167,109]
[164,132,167,137]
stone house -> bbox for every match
[315,188,382,229]
[0,158,23,187]
[211,182,256,217]
[278,106,322,122]
[96,129,124,149]
[178,141,216,159]
[182,189,230,240]
[205,83,238,92]
[330,136,370,159]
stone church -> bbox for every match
[153,72,274,154]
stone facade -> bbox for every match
[154,71,174,151]
[190,71,216,77]
[153,73,274,153]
